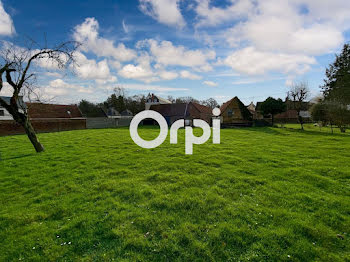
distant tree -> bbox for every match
[326,101,350,133]
[310,101,328,130]
[125,94,146,114]
[0,40,79,152]
[259,97,286,126]
[78,100,104,117]
[288,81,310,130]
[175,96,199,104]
[167,95,175,103]
[322,43,350,104]
[105,93,126,113]
[201,98,219,109]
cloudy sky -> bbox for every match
[1,0,350,104]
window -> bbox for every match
[0,109,4,117]
[227,109,233,117]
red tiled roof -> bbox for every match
[27,103,83,119]
[191,102,212,114]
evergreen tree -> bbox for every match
[322,44,350,104]
[260,97,286,126]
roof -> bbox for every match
[150,103,188,117]
[191,102,212,114]
[27,103,83,119]
[0,96,26,109]
[146,93,171,104]
[151,102,212,117]
[121,109,133,116]
[220,97,253,120]
[275,109,298,119]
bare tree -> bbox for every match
[0,40,79,152]
[287,81,310,130]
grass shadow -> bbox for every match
[0,153,35,161]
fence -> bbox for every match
[86,117,132,129]
[0,118,86,136]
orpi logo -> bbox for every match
[129,108,221,154]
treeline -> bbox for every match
[311,43,350,133]
[78,88,219,116]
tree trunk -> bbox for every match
[22,118,45,153]
[298,115,304,130]
[271,114,274,126]
[330,122,334,134]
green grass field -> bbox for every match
[0,127,349,261]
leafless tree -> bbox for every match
[287,81,310,130]
[0,40,79,152]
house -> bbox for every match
[107,107,120,118]
[27,103,83,119]
[274,99,312,123]
[255,98,312,124]
[121,109,133,117]
[247,102,257,119]
[0,102,86,136]
[220,97,253,127]
[145,93,172,110]
[150,102,212,126]
[0,96,26,120]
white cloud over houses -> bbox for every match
[222,1,345,56]
[140,39,215,71]
[0,1,15,36]
[223,47,316,75]
[74,52,117,83]
[122,83,188,92]
[73,17,136,62]
[195,0,350,77]
[139,0,186,28]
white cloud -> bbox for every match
[122,83,188,92]
[73,18,136,61]
[0,1,15,36]
[122,19,129,33]
[45,72,62,78]
[224,47,316,75]
[47,79,94,95]
[203,80,218,87]
[195,0,254,27]
[180,70,202,80]
[0,82,13,96]
[139,0,186,28]
[74,52,117,83]
[224,10,343,55]
[119,64,156,83]
[159,71,178,80]
[141,39,215,70]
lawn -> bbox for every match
[0,127,349,261]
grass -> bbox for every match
[282,123,348,134]
[0,127,349,261]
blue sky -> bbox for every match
[1,0,350,105]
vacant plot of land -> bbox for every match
[0,127,349,261]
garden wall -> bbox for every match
[0,118,86,136]
[86,117,132,129]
